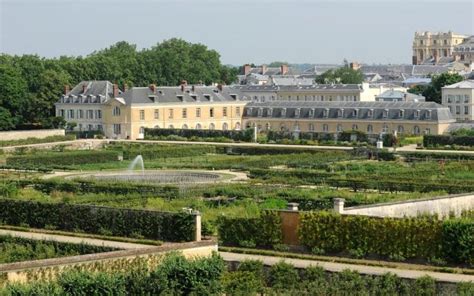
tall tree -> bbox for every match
[409,73,464,104]
[316,67,364,84]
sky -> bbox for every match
[0,0,473,65]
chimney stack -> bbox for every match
[64,85,70,95]
[180,80,188,92]
[261,64,267,75]
[149,84,156,93]
[113,83,119,97]
[243,64,251,75]
[280,64,289,75]
[123,83,128,92]
[191,85,195,92]
[217,84,223,92]
[82,84,87,94]
[349,62,360,70]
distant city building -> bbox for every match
[56,81,249,139]
[375,90,425,102]
[453,35,474,65]
[441,80,474,122]
[412,31,468,65]
[243,101,454,136]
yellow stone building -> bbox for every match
[412,31,467,65]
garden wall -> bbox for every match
[0,129,64,141]
[0,241,217,286]
[338,193,474,218]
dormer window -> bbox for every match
[268,108,273,117]
[176,95,184,101]
[204,94,211,101]
[399,109,404,118]
[414,110,420,119]
[230,94,238,100]
[281,108,287,117]
[308,108,314,117]
[247,107,253,116]
[352,109,358,117]
[383,109,389,119]
[112,106,121,116]
[367,109,374,118]
[338,108,344,118]
[295,108,301,118]
[258,108,263,117]
[323,108,329,118]
[426,110,432,120]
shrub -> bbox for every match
[268,261,299,290]
[222,271,261,296]
[412,276,437,296]
[0,199,196,242]
[58,271,127,296]
[145,128,254,142]
[441,218,474,265]
[6,150,118,168]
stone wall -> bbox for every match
[0,129,65,141]
[336,193,474,218]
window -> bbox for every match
[223,107,228,117]
[87,110,93,119]
[464,106,469,115]
[96,110,102,119]
[426,110,432,119]
[456,95,461,103]
[210,108,214,118]
[447,95,452,103]
[113,106,121,116]
[88,124,93,131]
[367,109,373,118]
[182,108,187,118]
[309,123,315,131]
[382,124,388,133]
[168,124,174,129]
[323,108,329,118]
[309,108,314,117]
[168,109,174,119]
[59,109,65,117]
[398,125,404,133]
[236,107,241,116]
[113,124,121,135]
[456,106,460,115]
[182,124,188,129]
[465,95,470,103]
[139,127,145,134]
[414,110,420,118]
[139,110,145,120]
[295,108,301,118]
[222,123,228,130]
[268,108,273,117]
[209,123,215,130]
[323,124,329,132]
[367,125,373,133]
[425,128,431,135]
[352,109,358,117]
[338,109,344,118]
[337,124,343,132]
[78,124,82,130]
[235,122,241,130]
[196,123,202,129]
[154,109,159,119]
[68,109,74,119]
[77,110,83,119]
[281,108,287,117]
[413,125,420,135]
[399,109,404,118]
[352,124,358,131]
[383,109,389,119]
[258,108,263,117]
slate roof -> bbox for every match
[442,80,474,89]
[66,81,119,99]
[243,101,454,122]
[375,90,425,102]
[121,85,249,105]
[233,84,362,92]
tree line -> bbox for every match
[0,39,239,130]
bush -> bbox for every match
[0,199,196,242]
[222,271,261,296]
[424,134,474,147]
[217,210,282,247]
[145,128,254,142]
[6,150,118,168]
[268,261,299,290]
[58,271,127,296]
[441,218,474,265]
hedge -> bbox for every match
[0,134,76,147]
[401,151,474,161]
[0,199,196,242]
[120,145,216,160]
[6,150,118,167]
[424,135,474,147]
[299,211,473,265]
[217,211,282,248]
[144,128,254,142]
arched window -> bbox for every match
[222,123,228,130]
[265,123,271,130]
[337,124,343,132]
[382,124,389,133]
[309,123,315,131]
[182,124,189,129]
[196,123,202,129]
[367,125,373,133]
[397,125,404,133]
[413,125,420,135]
[323,124,329,132]
[294,123,300,131]
[352,124,358,131]
[234,122,241,130]
[154,125,160,129]
[209,123,215,130]
[280,124,286,131]
[168,124,174,129]
[139,126,145,134]
[113,106,121,116]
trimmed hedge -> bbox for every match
[0,199,196,242]
[145,128,254,142]
[217,211,282,248]
[299,211,473,265]
[6,151,118,167]
[424,135,474,147]
[121,145,216,160]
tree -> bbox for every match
[0,64,28,127]
[0,107,15,130]
[316,67,364,84]
[418,73,464,104]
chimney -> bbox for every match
[349,62,360,70]
[123,83,128,92]
[113,83,119,97]
[217,84,223,92]
[191,85,195,92]
[243,64,251,75]
[82,84,87,94]
[64,85,70,95]
[261,64,267,75]
[149,84,156,93]
[180,80,187,92]
[280,64,289,75]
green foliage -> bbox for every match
[424,134,474,147]
[0,235,115,264]
[268,261,299,290]
[222,271,262,296]
[58,270,127,296]
[145,128,254,142]
[217,210,282,247]
[112,142,217,160]
[299,211,473,265]
[0,135,76,147]
[412,73,464,103]
[450,128,474,137]
[315,66,364,84]
[0,199,196,241]
[6,150,118,168]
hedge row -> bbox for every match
[249,168,474,193]
[401,151,474,161]
[299,212,473,265]
[0,134,76,147]
[6,151,118,167]
[0,199,196,242]
[144,128,254,142]
[121,145,216,160]
[424,135,474,147]
[16,179,180,198]
[217,211,282,248]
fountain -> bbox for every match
[128,155,144,174]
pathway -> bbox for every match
[220,252,474,283]
[0,229,151,250]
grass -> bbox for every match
[0,135,76,148]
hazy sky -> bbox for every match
[1,0,473,65]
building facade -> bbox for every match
[453,36,474,65]
[412,31,468,65]
[243,101,454,136]
[56,81,248,140]
[441,80,474,122]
